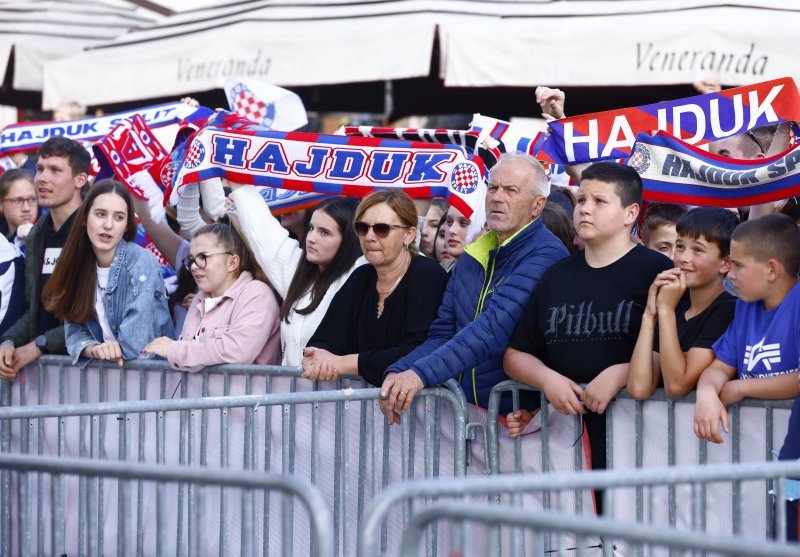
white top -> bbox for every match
[94,266,116,342]
[229,187,366,366]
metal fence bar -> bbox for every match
[398,503,799,557]
[1,377,468,557]
[358,459,800,557]
[0,453,333,557]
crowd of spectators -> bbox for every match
[0,86,799,538]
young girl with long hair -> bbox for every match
[42,180,174,365]
[227,186,364,366]
[143,221,280,371]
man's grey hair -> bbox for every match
[490,152,550,198]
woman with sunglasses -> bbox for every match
[42,180,174,365]
[226,185,364,367]
[143,221,280,371]
[302,190,449,386]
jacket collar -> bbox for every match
[464,218,541,270]
[103,241,129,293]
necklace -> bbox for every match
[376,252,412,297]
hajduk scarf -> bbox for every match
[163,110,332,215]
[340,125,505,174]
[468,114,576,185]
[91,115,178,276]
[543,77,800,165]
[629,131,800,207]
[0,102,199,158]
[173,126,486,220]
[469,114,547,159]
[93,115,169,201]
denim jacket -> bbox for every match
[65,241,175,366]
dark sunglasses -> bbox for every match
[182,251,232,271]
[353,221,410,238]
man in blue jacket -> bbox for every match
[380,152,569,424]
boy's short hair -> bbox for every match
[37,136,91,177]
[676,207,739,258]
[731,213,800,275]
[580,162,642,208]
[642,203,688,245]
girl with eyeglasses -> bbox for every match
[302,190,449,386]
[142,221,280,371]
[0,169,39,252]
[42,180,174,365]
[226,186,364,367]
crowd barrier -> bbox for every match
[0,357,796,555]
[0,453,332,557]
[0,357,467,556]
[361,459,800,557]
[486,380,794,542]
[396,503,797,557]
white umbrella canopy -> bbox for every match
[439,0,800,89]
[42,0,800,110]
[0,0,156,93]
[42,0,455,109]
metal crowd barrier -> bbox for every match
[485,380,794,540]
[0,453,332,557]
[396,503,797,557]
[0,367,468,556]
[360,459,800,557]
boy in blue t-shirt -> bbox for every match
[692,213,800,541]
[694,214,800,445]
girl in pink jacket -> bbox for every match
[143,222,280,371]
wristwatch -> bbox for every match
[34,334,48,354]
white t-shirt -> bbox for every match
[94,266,116,342]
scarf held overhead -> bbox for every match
[0,102,200,157]
[543,77,800,165]
[174,128,486,219]
[629,131,800,207]
[92,115,169,199]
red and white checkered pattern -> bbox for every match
[233,88,268,124]
[451,163,479,193]
[184,141,204,169]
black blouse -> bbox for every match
[308,255,449,386]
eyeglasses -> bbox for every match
[745,130,765,154]
[182,252,232,271]
[353,221,410,238]
[2,196,37,208]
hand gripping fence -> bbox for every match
[0,453,333,557]
[0,357,468,556]
[360,459,800,557]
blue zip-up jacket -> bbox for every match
[65,241,175,366]
[387,217,568,410]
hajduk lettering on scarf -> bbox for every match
[0,102,200,157]
[543,77,800,165]
[629,131,800,207]
[340,125,491,238]
[172,125,486,220]
[161,110,332,215]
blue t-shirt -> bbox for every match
[712,282,800,380]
